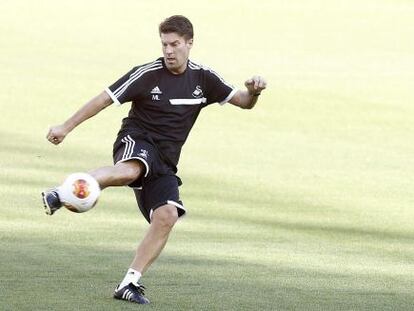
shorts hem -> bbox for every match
[149,200,187,222]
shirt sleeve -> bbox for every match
[105,60,163,105]
[204,69,237,106]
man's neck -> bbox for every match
[165,59,188,75]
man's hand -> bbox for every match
[45,91,113,146]
[244,76,267,95]
[229,75,267,109]
[47,124,70,145]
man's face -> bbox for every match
[160,32,193,74]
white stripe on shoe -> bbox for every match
[122,290,128,299]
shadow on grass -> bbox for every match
[1,234,413,311]
[184,174,414,244]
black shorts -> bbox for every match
[113,132,186,223]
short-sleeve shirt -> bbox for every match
[105,57,237,172]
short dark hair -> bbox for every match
[159,15,193,40]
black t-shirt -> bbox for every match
[105,57,236,171]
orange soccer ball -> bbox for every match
[58,173,101,213]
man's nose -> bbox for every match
[165,46,173,54]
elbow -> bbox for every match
[229,92,256,109]
[241,103,255,110]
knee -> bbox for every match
[152,205,178,229]
[116,161,143,185]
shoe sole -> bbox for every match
[41,192,53,215]
[113,288,150,304]
[113,295,150,304]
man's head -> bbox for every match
[159,15,194,74]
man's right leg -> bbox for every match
[42,160,144,215]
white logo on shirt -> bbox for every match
[138,149,149,159]
[150,86,162,94]
[192,85,203,98]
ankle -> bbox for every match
[119,268,142,288]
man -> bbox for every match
[42,15,266,304]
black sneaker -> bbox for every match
[41,188,62,215]
[113,283,150,304]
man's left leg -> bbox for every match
[114,204,178,304]
[132,204,178,273]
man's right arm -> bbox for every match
[47,90,113,145]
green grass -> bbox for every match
[1,0,414,310]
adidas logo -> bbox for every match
[150,86,162,94]
[138,149,149,159]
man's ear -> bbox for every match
[187,38,193,48]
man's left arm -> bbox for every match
[228,76,267,109]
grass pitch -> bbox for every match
[1,0,414,310]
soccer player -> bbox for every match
[42,15,266,304]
